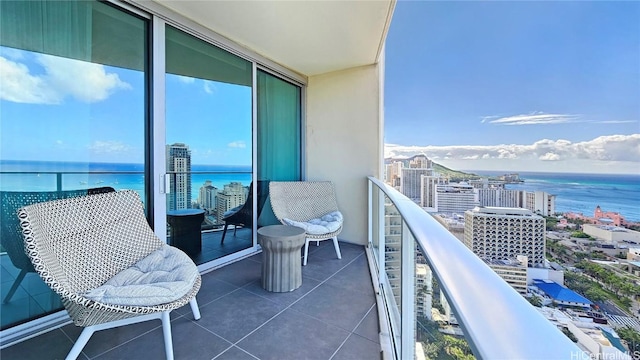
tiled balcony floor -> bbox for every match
[1,241,381,360]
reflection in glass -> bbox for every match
[0,1,147,330]
[165,25,253,264]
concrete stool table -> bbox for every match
[257,225,306,292]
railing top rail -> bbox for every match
[368,176,582,360]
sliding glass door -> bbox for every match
[164,25,253,264]
[0,0,303,336]
[0,1,148,330]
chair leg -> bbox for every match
[189,297,201,320]
[233,225,237,236]
[332,237,342,260]
[65,326,96,360]
[221,224,229,244]
[3,269,27,303]
[303,239,310,266]
[161,311,174,360]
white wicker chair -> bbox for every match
[18,190,201,360]
[269,181,342,266]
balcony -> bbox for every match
[1,241,380,359]
[0,176,586,359]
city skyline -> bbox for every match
[384,1,639,175]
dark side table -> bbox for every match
[167,209,205,256]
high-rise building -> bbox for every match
[484,257,529,295]
[385,161,404,188]
[464,206,546,267]
[384,201,402,307]
[524,191,556,216]
[216,182,247,223]
[420,174,447,209]
[409,154,432,169]
[477,188,523,208]
[468,178,506,189]
[415,264,433,320]
[401,168,433,204]
[166,143,192,210]
[434,183,479,214]
[198,180,218,215]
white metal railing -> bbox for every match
[367,176,583,360]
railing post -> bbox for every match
[367,179,372,246]
[56,173,62,192]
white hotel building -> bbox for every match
[464,207,546,267]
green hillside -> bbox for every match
[432,163,481,181]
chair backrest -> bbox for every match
[269,181,339,223]
[0,187,115,271]
[18,190,162,293]
[226,180,270,224]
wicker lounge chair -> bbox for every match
[18,190,201,360]
[0,187,115,304]
[268,181,342,266]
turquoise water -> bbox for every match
[473,171,640,223]
[0,160,252,204]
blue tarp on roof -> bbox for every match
[533,279,593,305]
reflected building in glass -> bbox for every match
[216,182,247,224]
[167,143,192,210]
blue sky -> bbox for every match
[0,47,252,166]
[384,1,640,174]
[1,1,638,174]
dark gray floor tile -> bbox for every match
[0,328,83,360]
[174,275,238,313]
[94,316,231,360]
[211,256,262,287]
[332,333,382,360]
[238,308,350,360]
[195,288,286,343]
[309,241,364,262]
[214,346,259,360]
[325,255,374,296]
[354,305,380,344]
[301,256,350,282]
[63,317,161,358]
[291,283,375,332]
[241,276,321,307]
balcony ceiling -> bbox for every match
[153,0,395,77]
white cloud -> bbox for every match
[88,140,132,154]
[385,134,640,164]
[0,54,130,104]
[203,81,217,94]
[228,141,246,149]
[487,112,580,126]
[539,152,561,161]
[0,56,54,103]
[482,112,638,127]
[176,75,195,84]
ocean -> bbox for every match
[2,161,638,223]
[472,171,640,223]
[0,160,252,203]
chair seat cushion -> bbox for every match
[82,245,198,306]
[282,211,343,235]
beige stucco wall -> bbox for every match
[305,61,384,245]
